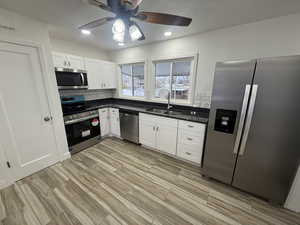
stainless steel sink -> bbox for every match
[164,110,184,116]
[146,108,168,114]
[146,108,185,116]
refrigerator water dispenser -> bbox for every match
[214,109,237,134]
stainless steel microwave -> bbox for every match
[55,67,88,90]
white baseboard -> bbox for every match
[60,151,71,162]
[141,144,201,167]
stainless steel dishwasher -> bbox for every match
[119,109,139,144]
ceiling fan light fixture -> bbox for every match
[81,29,91,35]
[113,32,125,42]
[112,19,126,34]
[164,31,172,37]
[129,24,143,41]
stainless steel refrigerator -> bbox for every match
[203,55,300,204]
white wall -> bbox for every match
[0,8,70,166]
[50,37,110,61]
[109,13,300,109]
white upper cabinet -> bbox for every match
[85,58,117,90]
[101,60,117,89]
[52,52,67,68]
[52,52,85,70]
[68,54,85,70]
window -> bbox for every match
[154,58,193,103]
[121,63,145,97]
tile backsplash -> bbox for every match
[59,89,115,101]
[194,92,211,108]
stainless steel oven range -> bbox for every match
[64,110,101,154]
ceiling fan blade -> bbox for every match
[125,0,143,9]
[88,0,112,12]
[79,17,114,30]
[135,12,192,26]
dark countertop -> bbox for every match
[62,98,209,124]
[83,102,209,124]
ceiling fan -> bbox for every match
[79,0,192,43]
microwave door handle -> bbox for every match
[80,73,84,86]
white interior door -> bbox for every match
[0,41,59,181]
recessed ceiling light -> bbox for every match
[81,29,91,35]
[118,42,125,46]
[164,31,172,37]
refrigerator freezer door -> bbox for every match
[203,60,256,184]
[232,56,300,204]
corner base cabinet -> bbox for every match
[99,108,120,137]
[139,113,206,164]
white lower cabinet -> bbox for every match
[99,108,121,137]
[156,123,178,155]
[139,113,178,156]
[110,108,120,137]
[177,121,206,164]
[140,121,156,148]
[99,108,110,136]
[139,113,206,164]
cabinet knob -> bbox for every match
[186,152,192,156]
[188,125,194,128]
[187,137,193,141]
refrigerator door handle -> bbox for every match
[239,84,258,156]
[233,85,251,154]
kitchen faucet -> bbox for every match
[167,91,173,110]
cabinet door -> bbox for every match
[102,61,117,89]
[99,108,110,136]
[85,58,103,90]
[67,54,85,70]
[110,108,120,136]
[139,121,156,148]
[52,52,67,68]
[156,124,178,155]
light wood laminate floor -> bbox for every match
[1,138,300,225]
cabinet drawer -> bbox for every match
[177,144,202,164]
[178,130,204,148]
[178,120,206,134]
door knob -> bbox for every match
[44,116,52,122]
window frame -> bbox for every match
[151,54,198,105]
[118,60,147,100]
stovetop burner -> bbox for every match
[61,95,90,116]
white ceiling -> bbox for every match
[1,0,300,51]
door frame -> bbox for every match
[0,38,69,188]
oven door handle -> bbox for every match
[64,115,98,125]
